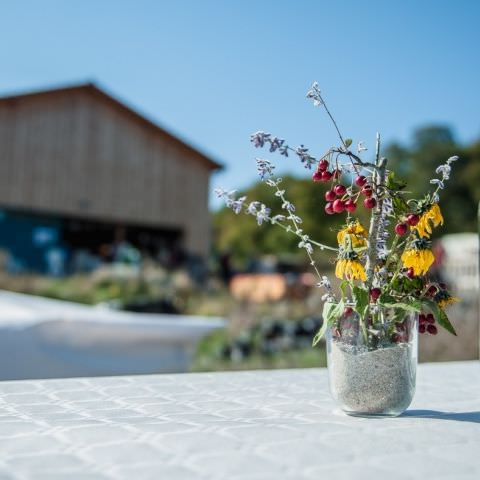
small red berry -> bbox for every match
[426,285,437,296]
[318,159,329,171]
[407,214,420,226]
[370,287,381,300]
[419,324,426,334]
[419,313,427,324]
[355,175,367,187]
[334,184,347,196]
[427,324,438,335]
[406,267,415,278]
[345,199,357,213]
[333,169,341,179]
[321,170,333,182]
[325,190,336,202]
[332,199,345,213]
[343,306,354,317]
[426,313,435,324]
[364,197,377,209]
[395,223,408,236]
[325,202,334,215]
[312,171,323,182]
[395,322,406,332]
[361,185,373,197]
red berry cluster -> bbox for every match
[419,313,437,335]
[394,213,420,236]
[313,160,377,215]
[392,321,409,343]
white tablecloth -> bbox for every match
[0,362,479,479]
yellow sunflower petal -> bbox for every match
[413,204,444,238]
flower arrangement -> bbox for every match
[216,82,459,350]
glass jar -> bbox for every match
[326,305,418,417]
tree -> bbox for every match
[213,126,480,266]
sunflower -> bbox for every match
[435,290,460,309]
[401,236,435,276]
[335,250,366,281]
[337,221,368,248]
[413,203,444,238]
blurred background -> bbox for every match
[0,0,478,380]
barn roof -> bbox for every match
[0,82,223,171]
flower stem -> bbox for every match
[365,134,388,290]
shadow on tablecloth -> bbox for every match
[401,410,480,424]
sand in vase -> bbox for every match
[329,341,416,415]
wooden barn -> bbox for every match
[0,83,221,273]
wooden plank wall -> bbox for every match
[0,90,212,256]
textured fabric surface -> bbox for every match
[0,362,479,479]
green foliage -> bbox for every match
[313,299,345,345]
[421,298,457,335]
[352,286,369,318]
[386,125,480,234]
[213,175,340,264]
[214,125,480,268]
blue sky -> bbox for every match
[1,0,479,209]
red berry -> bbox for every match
[395,223,408,236]
[419,313,426,324]
[345,199,357,213]
[392,333,402,343]
[312,171,323,182]
[333,169,341,179]
[426,313,435,324]
[332,199,345,213]
[361,185,373,197]
[364,197,377,209]
[419,324,426,334]
[344,306,354,317]
[427,324,438,335]
[334,184,347,196]
[355,175,367,187]
[395,322,406,332]
[406,267,415,278]
[407,214,420,226]
[370,287,381,300]
[321,170,333,182]
[325,202,334,215]
[325,190,336,202]
[427,285,437,296]
[318,159,329,171]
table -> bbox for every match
[0,362,479,479]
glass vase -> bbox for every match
[326,305,418,417]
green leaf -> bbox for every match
[313,300,345,346]
[392,196,408,215]
[421,299,457,335]
[437,308,457,336]
[344,138,352,148]
[352,286,369,318]
[386,171,407,190]
[380,301,422,313]
[379,292,395,304]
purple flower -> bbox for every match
[269,137,285,153]
[295,145,316,169]
[256,204,271,225]
[250,131,271,148]
[256,158,275,180]
[306,81,323,107]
